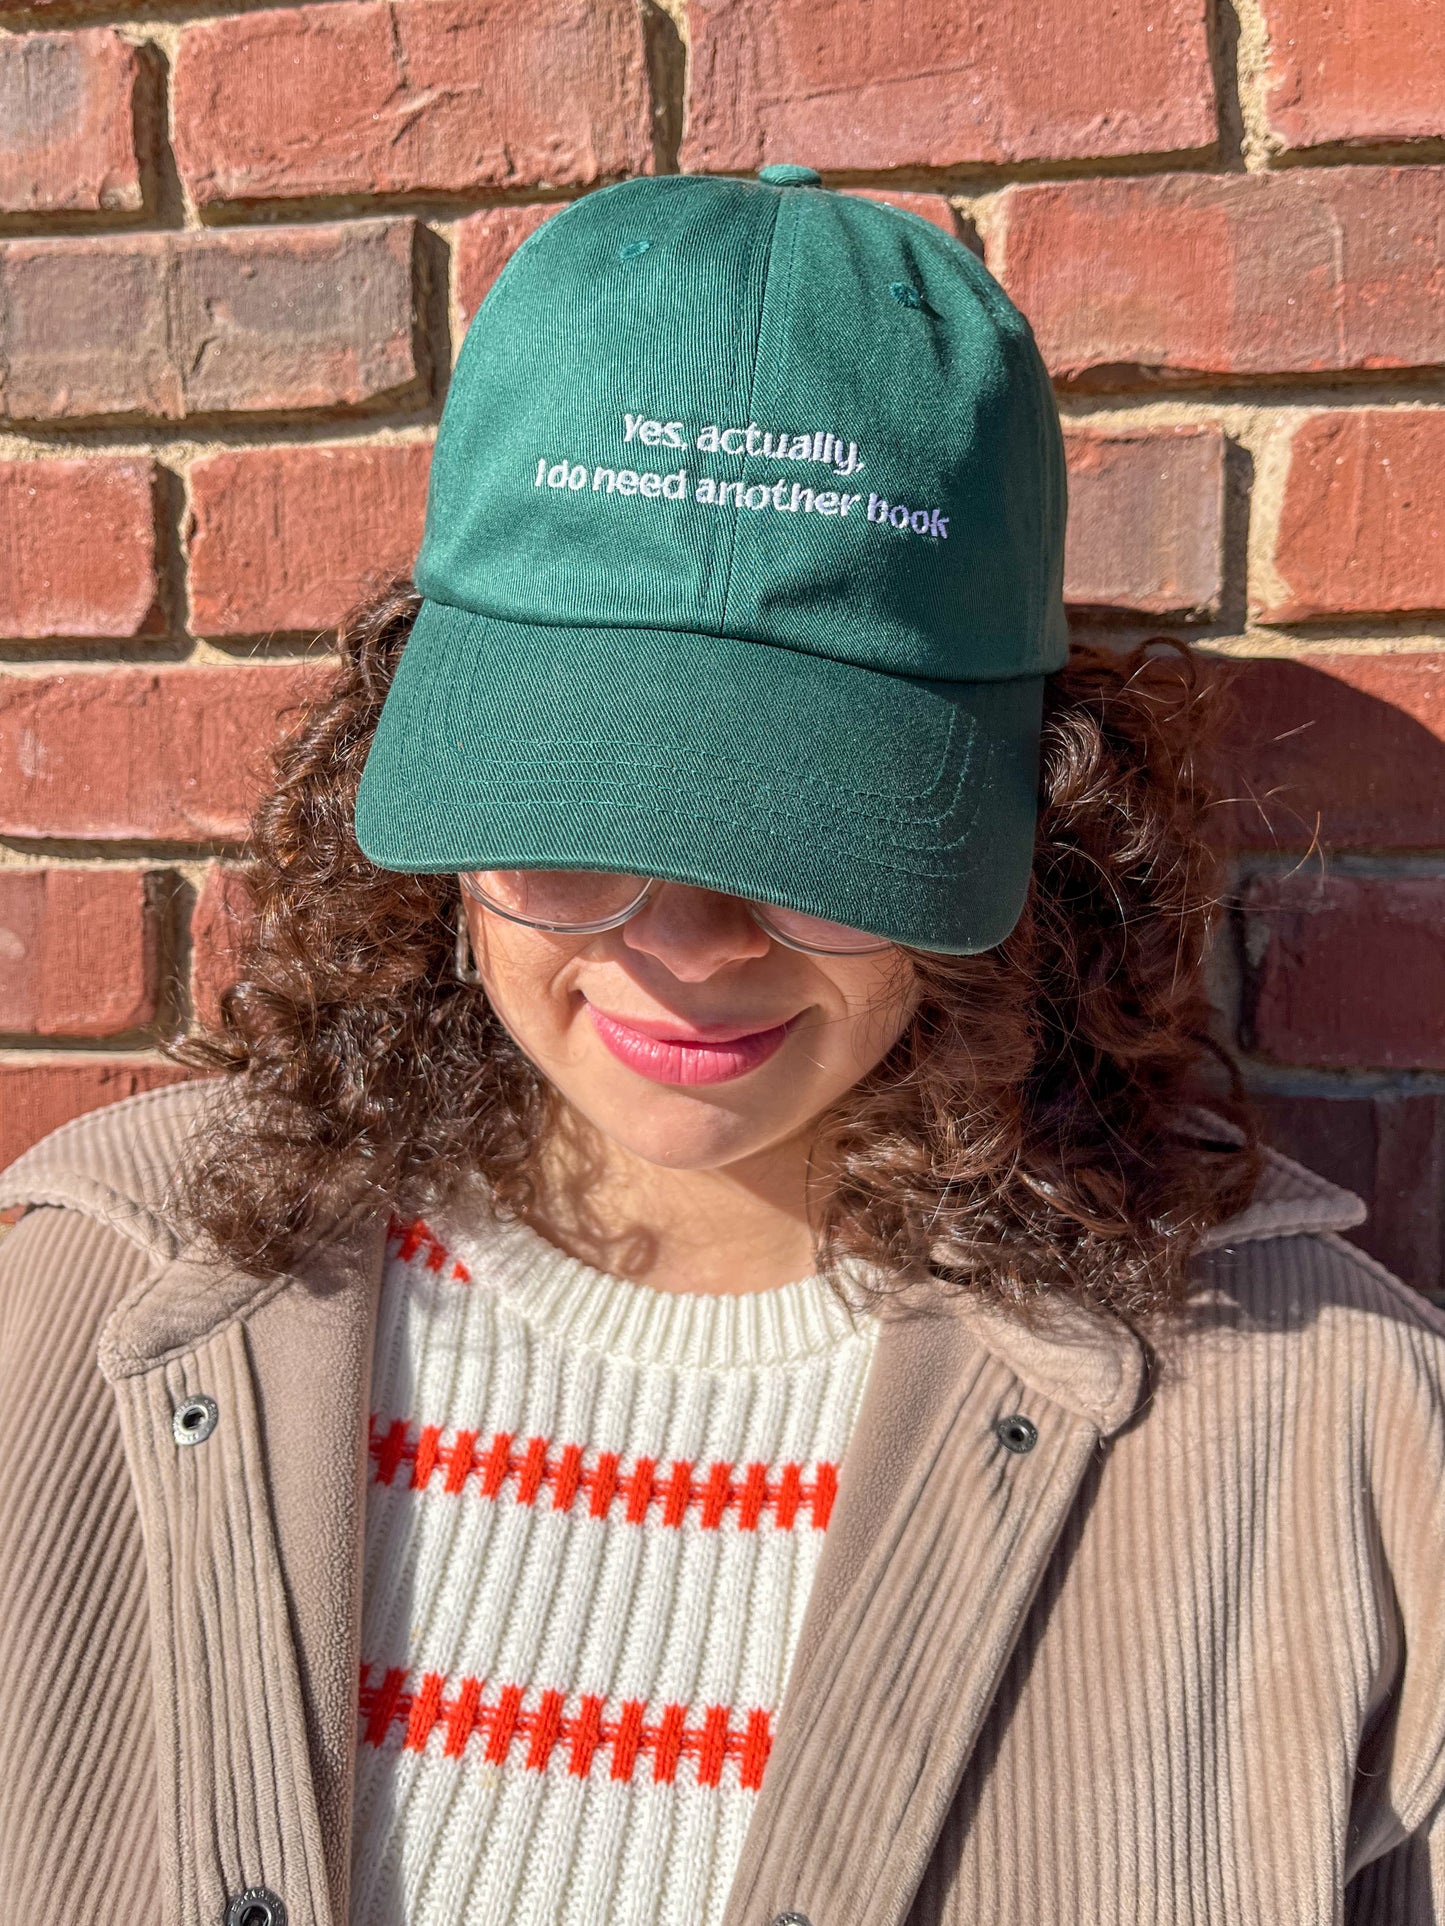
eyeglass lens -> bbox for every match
[459,869,889,954]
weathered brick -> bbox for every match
[188,442,431,637]
[455,206,561,323]
[0,868,158,1037]
[1261,0,1445,151]
[173,0,650,208]
[0,222,421,424]
[1254,1090,1445,1297]
[1262,411,1445,622]
[1063,426,1225,616]
[190,864,255,1030]
[681,0,1215,173]
[1241,872,1445,1070]
[0,28,143,215]
[993,167,1445,384]
[0,1059,191,1175]
[847,190,965,235]
[1215,652,1445,850]
[0,664,333,843]
[0,458,162,640]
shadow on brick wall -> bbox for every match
[1214,654,1445,1299]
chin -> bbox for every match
[583,1091,795,1173]
[610,1120,777,1173]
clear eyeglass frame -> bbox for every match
[457,868,894,957]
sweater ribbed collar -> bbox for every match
[425,1205,877,1372]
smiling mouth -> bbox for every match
[586,1005,798,1086]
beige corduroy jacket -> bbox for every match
[2,1080,1445,1926]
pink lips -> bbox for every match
[587,1005,795,1086]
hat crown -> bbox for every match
[417,174,1068,685]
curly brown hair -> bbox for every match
[177,580,1259,1320]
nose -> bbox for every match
[619,883,772,980]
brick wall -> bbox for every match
[2,0,1443,1291]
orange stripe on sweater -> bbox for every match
[386,1214,472,1284]
[368,1417,837,1532]
[358,1664,772,1791]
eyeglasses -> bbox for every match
[458,868,893,955]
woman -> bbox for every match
[2,168,1442,1926]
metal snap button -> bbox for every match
[225,1888,286,1926]
[770,1915,814,1926]
[995,1413,1038,1455]
[173,1393,218,1446]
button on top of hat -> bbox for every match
[758,164,822,186]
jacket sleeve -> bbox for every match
[0,1206,164,1926]
[1342,1268,1445,1924]
[1345,1810,1445,1925]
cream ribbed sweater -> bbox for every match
[348,1207,879,1926]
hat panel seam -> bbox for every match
[718,188,793,638]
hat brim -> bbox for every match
[354,599,1046,954]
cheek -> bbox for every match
[467,910,583,1061]
[809,955,919,1085]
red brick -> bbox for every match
[190,864,255,1030]
[1063,426,1225,617]
[0,1059,192,1175]
[173,0,650,209]
[455,206,561,323]
[0,29,143,215]
[1254,1091,1445,1297]
[1262,411,1445,622]
[681,0,1215,173]
[0,458,162,640]
[0,222,420,424]
[846,190,965,235]
[1261,0,1445,151]
[0,868,158,1037]
[0,663,333,843]
[993,167,1445,384]
[1241,872,1445,1070]
[1215,652,1445,850]
[188,443,431,637]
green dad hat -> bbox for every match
[355,166,1069,953]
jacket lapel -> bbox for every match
[722,1287,1145,1926]
[99,1212,388,1926]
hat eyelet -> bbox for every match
[889,280,924,309]
[618,239,651,261]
